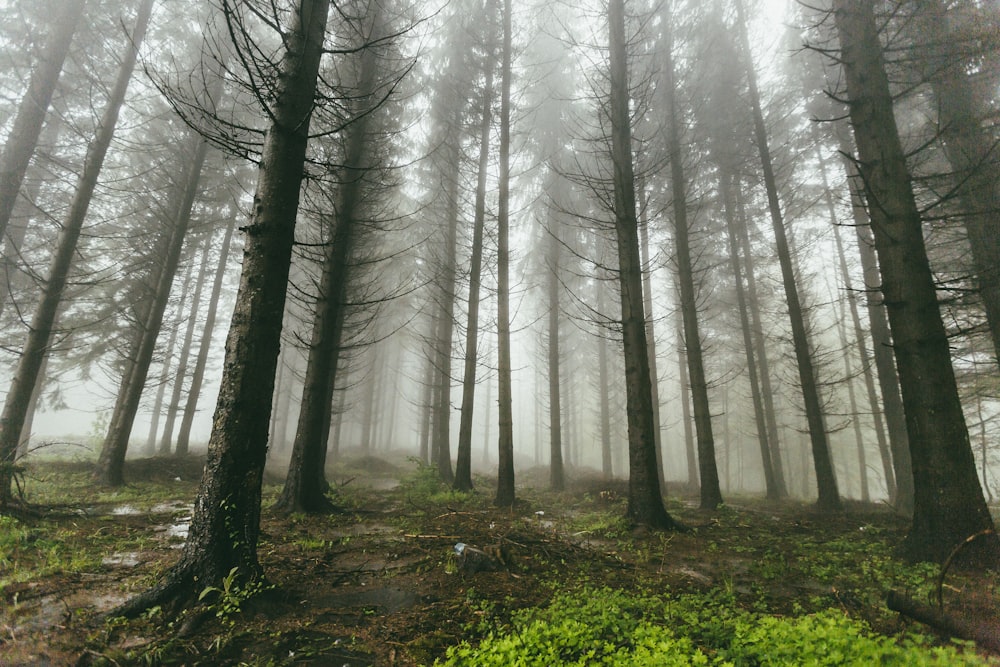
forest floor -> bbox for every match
[2,453,999,665]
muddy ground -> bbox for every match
[1,454,998,665]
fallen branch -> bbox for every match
[887,590,1000,652]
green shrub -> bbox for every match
[437,586,993,666]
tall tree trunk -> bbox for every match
[831,0,996,564]
[455,44,495,492]
[735,0,840,510]
[431,103,461,484]
[597,286,613,479]
[677,323,698,489]
[719,168,780,498]
[662,15,721,508]
[819,152,894,501]
[608,0,680,529]
[159,232,213,455]
[734,183,788,496]
[836,125,913,513]
[113,0,331,615]
[547,198,565,491]
[0,0,153,504]
[154,256,197,455]
[0,0,86,245]
[418,312,436,464]
[175,216,236,455]
[96,125,209,486]
[494,0,515,507]
[275,27,380,512]
[639,206,664,488]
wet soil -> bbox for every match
[1,455,998,665]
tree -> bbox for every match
[829,0,997,563]
[659,5,722,508]
[909,0,1000,369]
[114,0,332,615]
[734,0,840,510]
[175,216,236,455]
[0,0,154,508]
[95,127,211,485]
[608,0,682,529]
[454,0,498,492]
[493,0,515,507]
[0,0,86,248]
[275,1,396,513]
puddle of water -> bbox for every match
[149,501,192,514]
[111,505,140,516]
[102,552,142,568]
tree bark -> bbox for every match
[494,0,515,507]
[0,0,86,246]
[735,0,840,510]
[1,0,153,505]
[832,0,996,564]
[608,0,680,529]
[113,0,331,615]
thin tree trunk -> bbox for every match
[0,0,86,245]
[455,42,495,492]
[431,103,461,483]
[494,0,515,507]
[276,22,382,512]
[597,284,613,479]
[113,0,331,615]
[639,205,664,488]
[159,233,212,455]
[97,124,209,486]
[832,0,996,564]
[608,0,680,529]
[1,0,154,504]
[719,168,780,498]
[662,14,721,508]
[677,323,698,490]
[175,216,236,455]
[154,256,197,455]
[822,177,894,501]
[734,182,788,496]
[546,179,565,491]
[735,0,839,510]
[418,313,436,464]
[836,125,913,513]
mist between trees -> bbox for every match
[0,0,998,614]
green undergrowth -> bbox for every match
[439,585,994,666]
